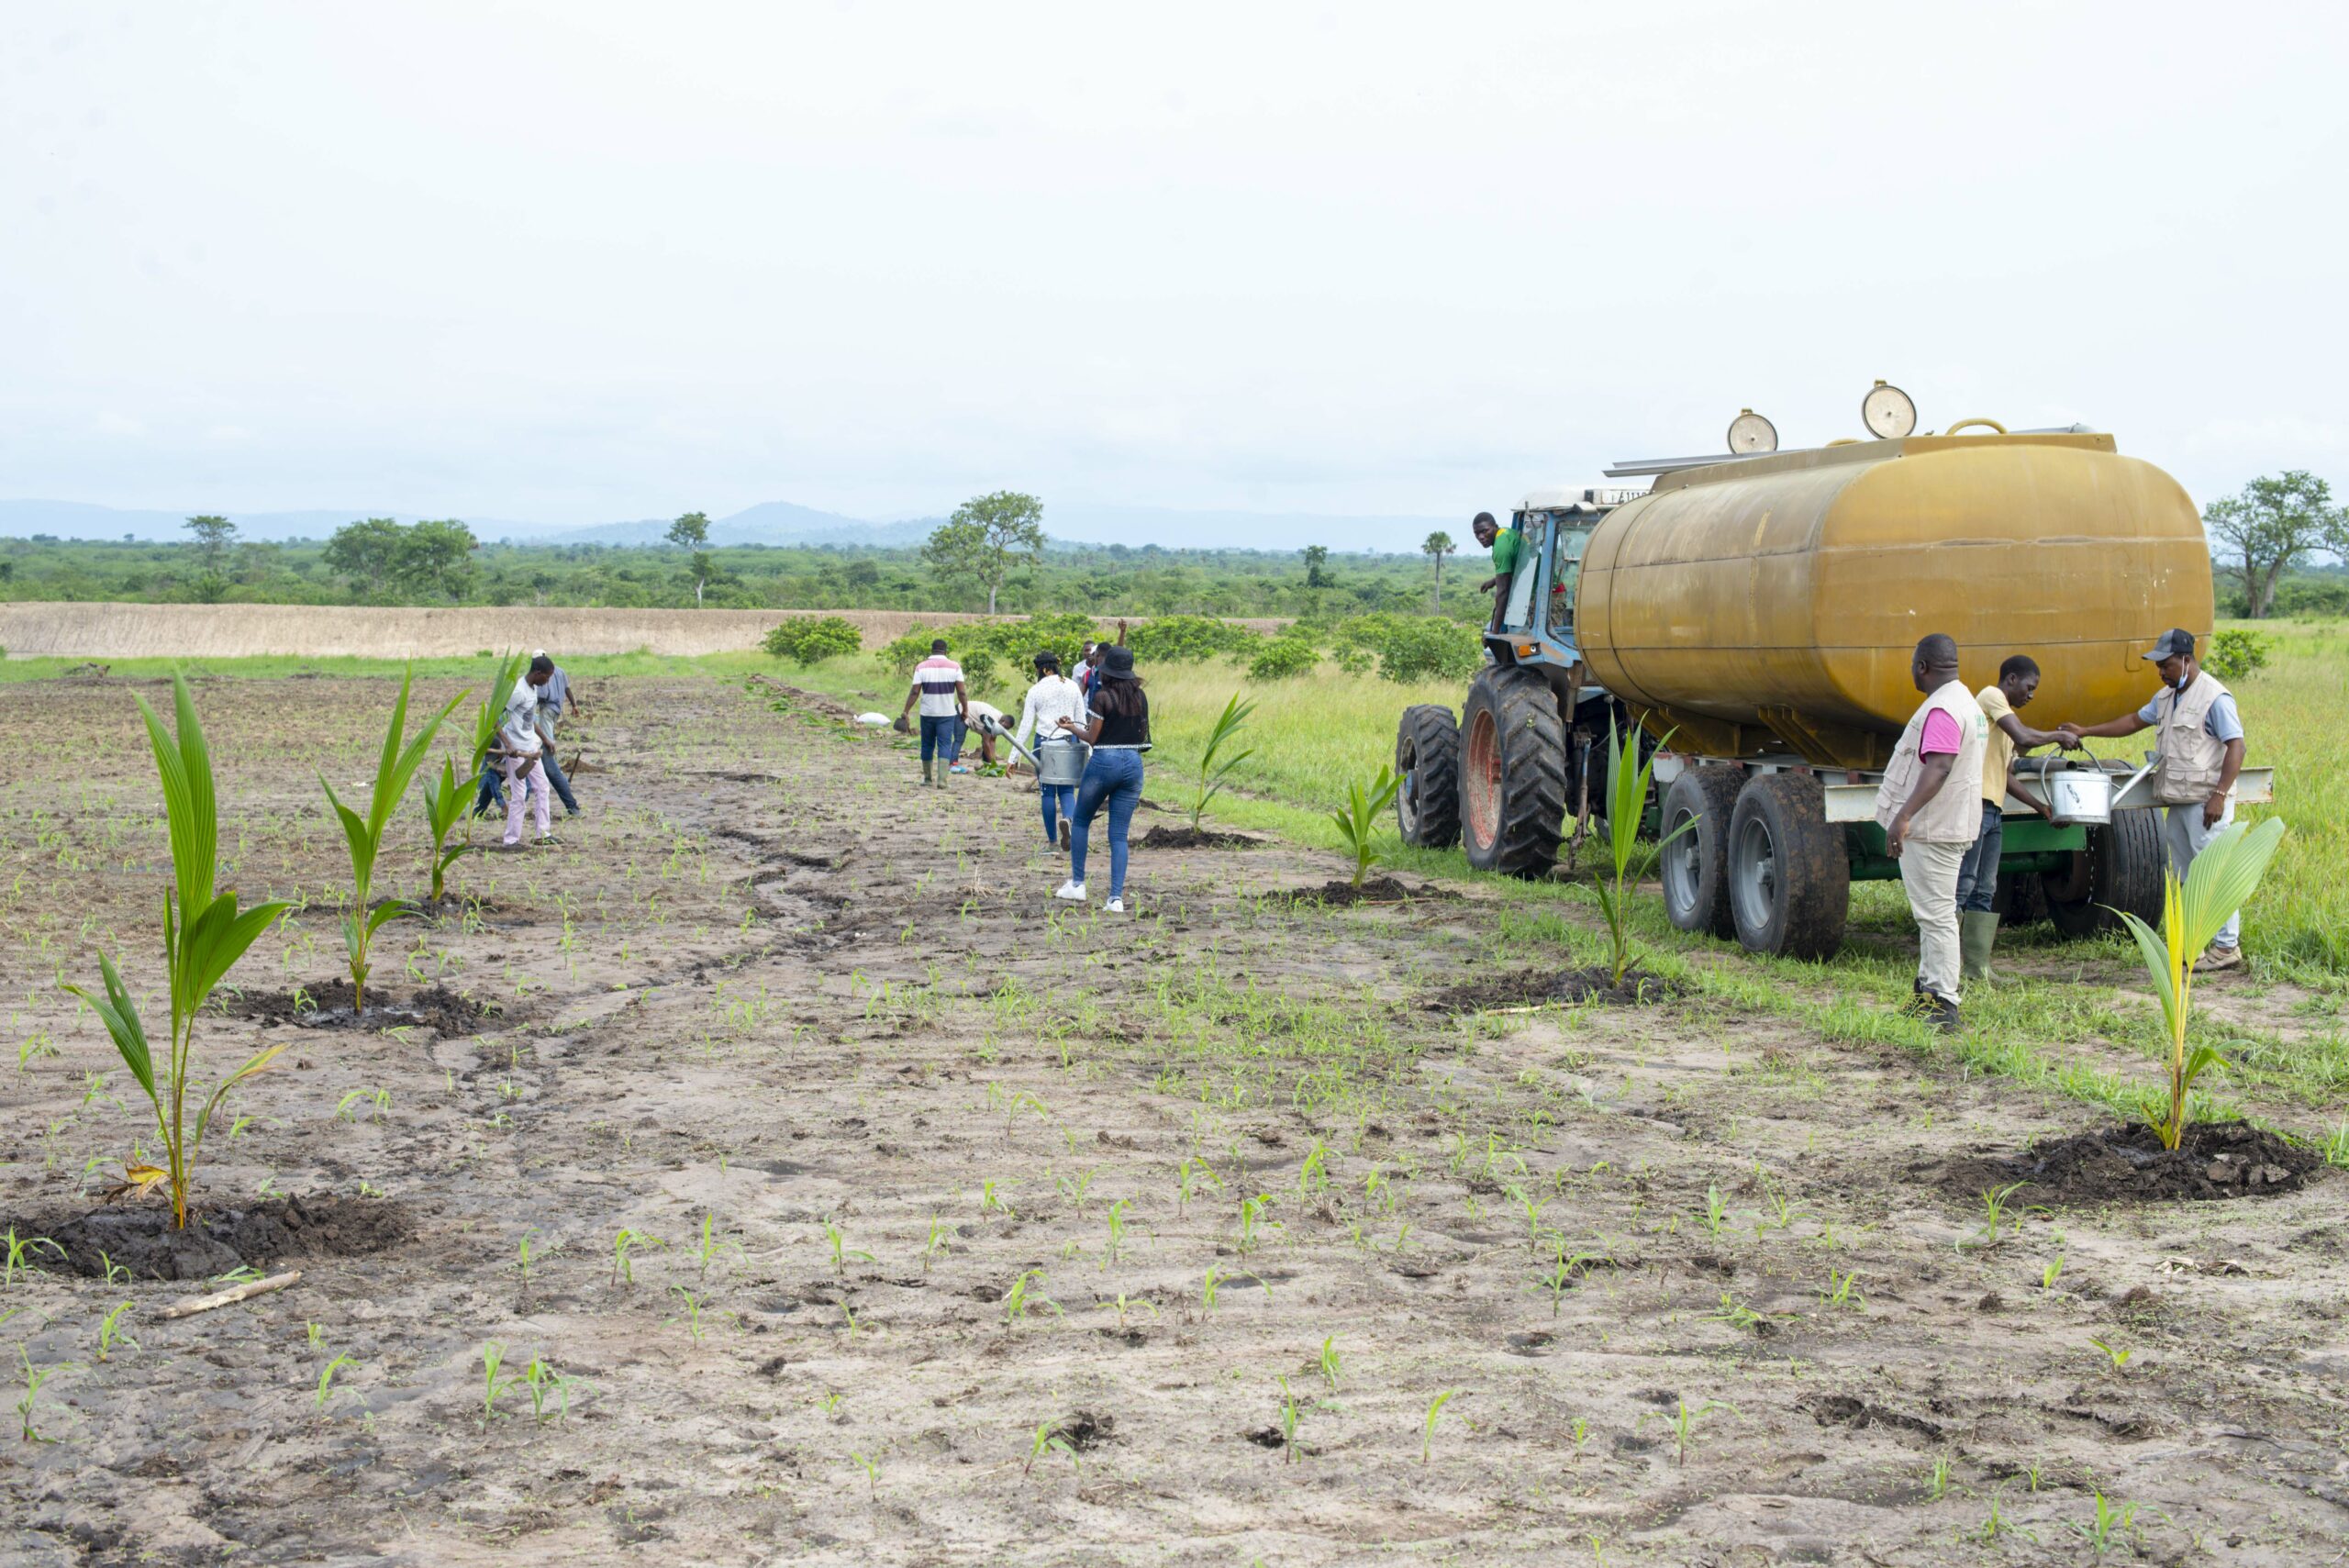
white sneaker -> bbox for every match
[1104,897,1126,914]
[1053,881,1087,902]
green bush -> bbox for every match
[1249,637,1320,681]
[1126,615,1263,664]
[1336,613,1485,684]
[763,615,863,664]
[2205,628,2271,682]
[875,614,1104,688]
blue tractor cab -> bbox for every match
[1395,487,1643,876]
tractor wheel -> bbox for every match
[2045,811,2165,938]
[1395,705,1462,849]
[1659,764,1742,940]
[1458,665,1566,877]
[1726,773,1850,960]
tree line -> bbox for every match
[1,473,2340,619]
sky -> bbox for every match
[4,1,2344,538]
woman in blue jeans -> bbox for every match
[1054,645,1149,913]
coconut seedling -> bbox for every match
[321,668,466,1016]
[2110,817,2287,1150]
[418,756,468,905]
[63,675,292,1229]
[1330,766,1403,890]
[1187,693,1257,833]
[1592,716,1692,987]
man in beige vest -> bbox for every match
[2058,628,2248,971]
[1876,634,1988,1031]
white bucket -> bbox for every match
[1034,739,1090,786]
[2043,767,2113,825]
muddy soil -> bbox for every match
[1299,873,1457,906]
[1136,824,1263,850]
[1931,1118,2327,1204]
[1,672,2345,1566]
[10,1194,414,1281]
[1425,965,1685,1013]
[226,980,504,1037]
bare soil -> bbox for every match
[1425,965,1686,1013]
[1,672,2344,1565]
[1136,825,1264,851]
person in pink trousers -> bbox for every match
[497,657,558,848]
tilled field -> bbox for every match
[1,673,2343,1565]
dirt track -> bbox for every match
[1,672,2343,1565]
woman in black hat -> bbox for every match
[1052,644,1149,913]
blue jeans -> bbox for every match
[1071,749,1144,897]
[1954,799,2004,914]
[1040,784,1075,843]
[473,757,506,816]
[918,714,957,765]
[538,716,580,814]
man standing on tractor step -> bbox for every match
[2056,628,2249,973]
[1876,633,1988,1032]
[1472,512,1519,630]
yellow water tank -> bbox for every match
[1575,432,2212,770]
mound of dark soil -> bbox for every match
[1303,876,1460,906]
[1425,965,1683,1013]
[224,980,497,1038]
[13,1194,412,1282]
[1933,1120,2325,1205]
[1139,825,1263,850]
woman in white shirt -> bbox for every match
[1011,651,1088,850]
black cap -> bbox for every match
[2141,628,2196,662]
[1100,646,1137,681]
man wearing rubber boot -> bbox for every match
[1877,634,1987,1032]
[2057,628,2248,973]
[1954,654,2076,981]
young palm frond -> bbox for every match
[2111,816,2286,1149]
[322,667,466,1014]
[62,675,291,1229]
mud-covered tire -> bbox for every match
[1458,665,1565,877]
[1993,870,2049,928]
[1726,773,1850,960]
[1395,705,1461,849]
[1660,765,1742,940]
[2045,811,2165,938]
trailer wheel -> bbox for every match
[1459,665,1565,877]
[1993,870,2049,928]
[1726,773,1850,960]
[1395,705,1461,849]
[2046,811,2165,937]
[1660,765,1742,939]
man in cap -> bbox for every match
[1876,633,1988,1032]
[2057,628,2249,971]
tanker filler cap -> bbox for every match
[1726,409,1778,454]
[1862,381,1918,439]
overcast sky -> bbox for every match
[4,2,2343,534]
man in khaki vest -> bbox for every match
[1876,634,1988,1031]
[2058,628,2248,971]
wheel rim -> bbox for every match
[1397,740,1420,836]
[1731,814,1777,933]
[1661,806,1700,918]
[1464,709,1501,849]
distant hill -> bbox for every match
[0,495,1465,554]
[543,503,936,549]
[0,499,556,544]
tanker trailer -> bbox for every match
[1393,411,2274,960]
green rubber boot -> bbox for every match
[920,758,933,784]
[1960,911,1999,983]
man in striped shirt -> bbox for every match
[896,639,969,787]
